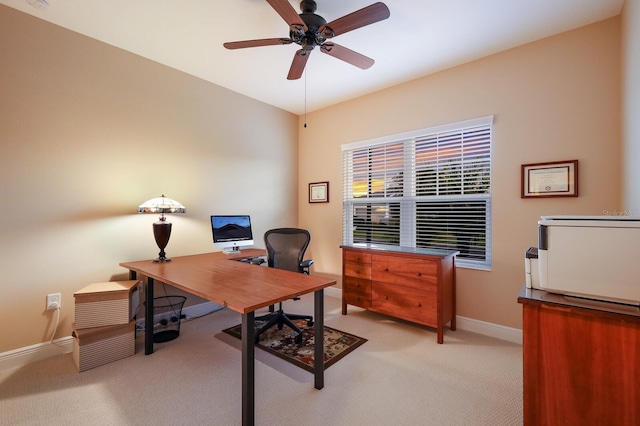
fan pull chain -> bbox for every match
[304,68,307,128]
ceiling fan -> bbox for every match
[223,0,390,80]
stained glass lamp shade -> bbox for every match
[138,194,186,262]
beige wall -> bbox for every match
[0,5,632,355]
[299,17,622,329]
[622,0,640,212]
[0,6,298,353]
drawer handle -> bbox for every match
[385,296,389,300]
[417,302,422,307]
[416,272,422,277]
[384,268,389,272]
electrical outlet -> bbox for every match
[47,293,61,310]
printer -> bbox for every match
[525,215,640,306]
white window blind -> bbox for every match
[342,116,493,269]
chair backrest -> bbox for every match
[264,228,310,273]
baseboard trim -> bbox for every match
[135,300,224,330]
[1,294,521,372]
[0,301,224,372]
[325,286,522,344]
[0,337,73,372]
[324,286,342,299]
[455,316,522,344]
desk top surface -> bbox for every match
[120,250,336,314]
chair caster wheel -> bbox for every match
[294,335,303,344]
[255,336,260,344]
[307,321,314,326]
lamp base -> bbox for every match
[152,221,172,263]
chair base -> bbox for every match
[255,306,313,344]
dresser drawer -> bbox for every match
[372,282,437,326]
[344,250,371,264]
[372,255,437,290]
[344,261,372,280]
[343,277,372,308]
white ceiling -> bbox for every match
[1,0,624,115]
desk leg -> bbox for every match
[241,311,255,426]
[145,277,154,355]
[314,289,324,390]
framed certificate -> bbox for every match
[309,181,329,203]
[521,160,578,198]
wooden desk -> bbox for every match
[120,250,336,426]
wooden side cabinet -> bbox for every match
[518,286,640,425]
[341,244,458,343]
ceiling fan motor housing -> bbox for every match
[293,0,329,50]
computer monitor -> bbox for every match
[211,215,254,254]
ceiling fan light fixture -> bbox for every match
[290,25,306,44]
[318,26,335,40]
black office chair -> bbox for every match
[254,228,314,344]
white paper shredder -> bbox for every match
[524,247,539,289]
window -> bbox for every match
[342,116,493,269]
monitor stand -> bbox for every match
[222,246,241,255]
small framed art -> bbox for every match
[521,160,578,198]
[309,181,329,203]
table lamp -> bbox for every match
[138,194,186,262]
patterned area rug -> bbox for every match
[222,319,367,373]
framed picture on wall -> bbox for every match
[309,181,329,203]
[521,160,578,198]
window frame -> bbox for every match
[342,116,493,270]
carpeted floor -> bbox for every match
[0,292,523,425]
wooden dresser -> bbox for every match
[341,244,458,343]
[518,286,640,425]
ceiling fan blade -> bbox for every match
[287,50,311,80]
[320,42,374,69]
[267,0,307,30]
[320,2,390,38]
[223,38,292,49]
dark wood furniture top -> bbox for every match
[518,285,640,318]
[342,243,460,257]
[518,285,640,426]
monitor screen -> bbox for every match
[211,215,254,253]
